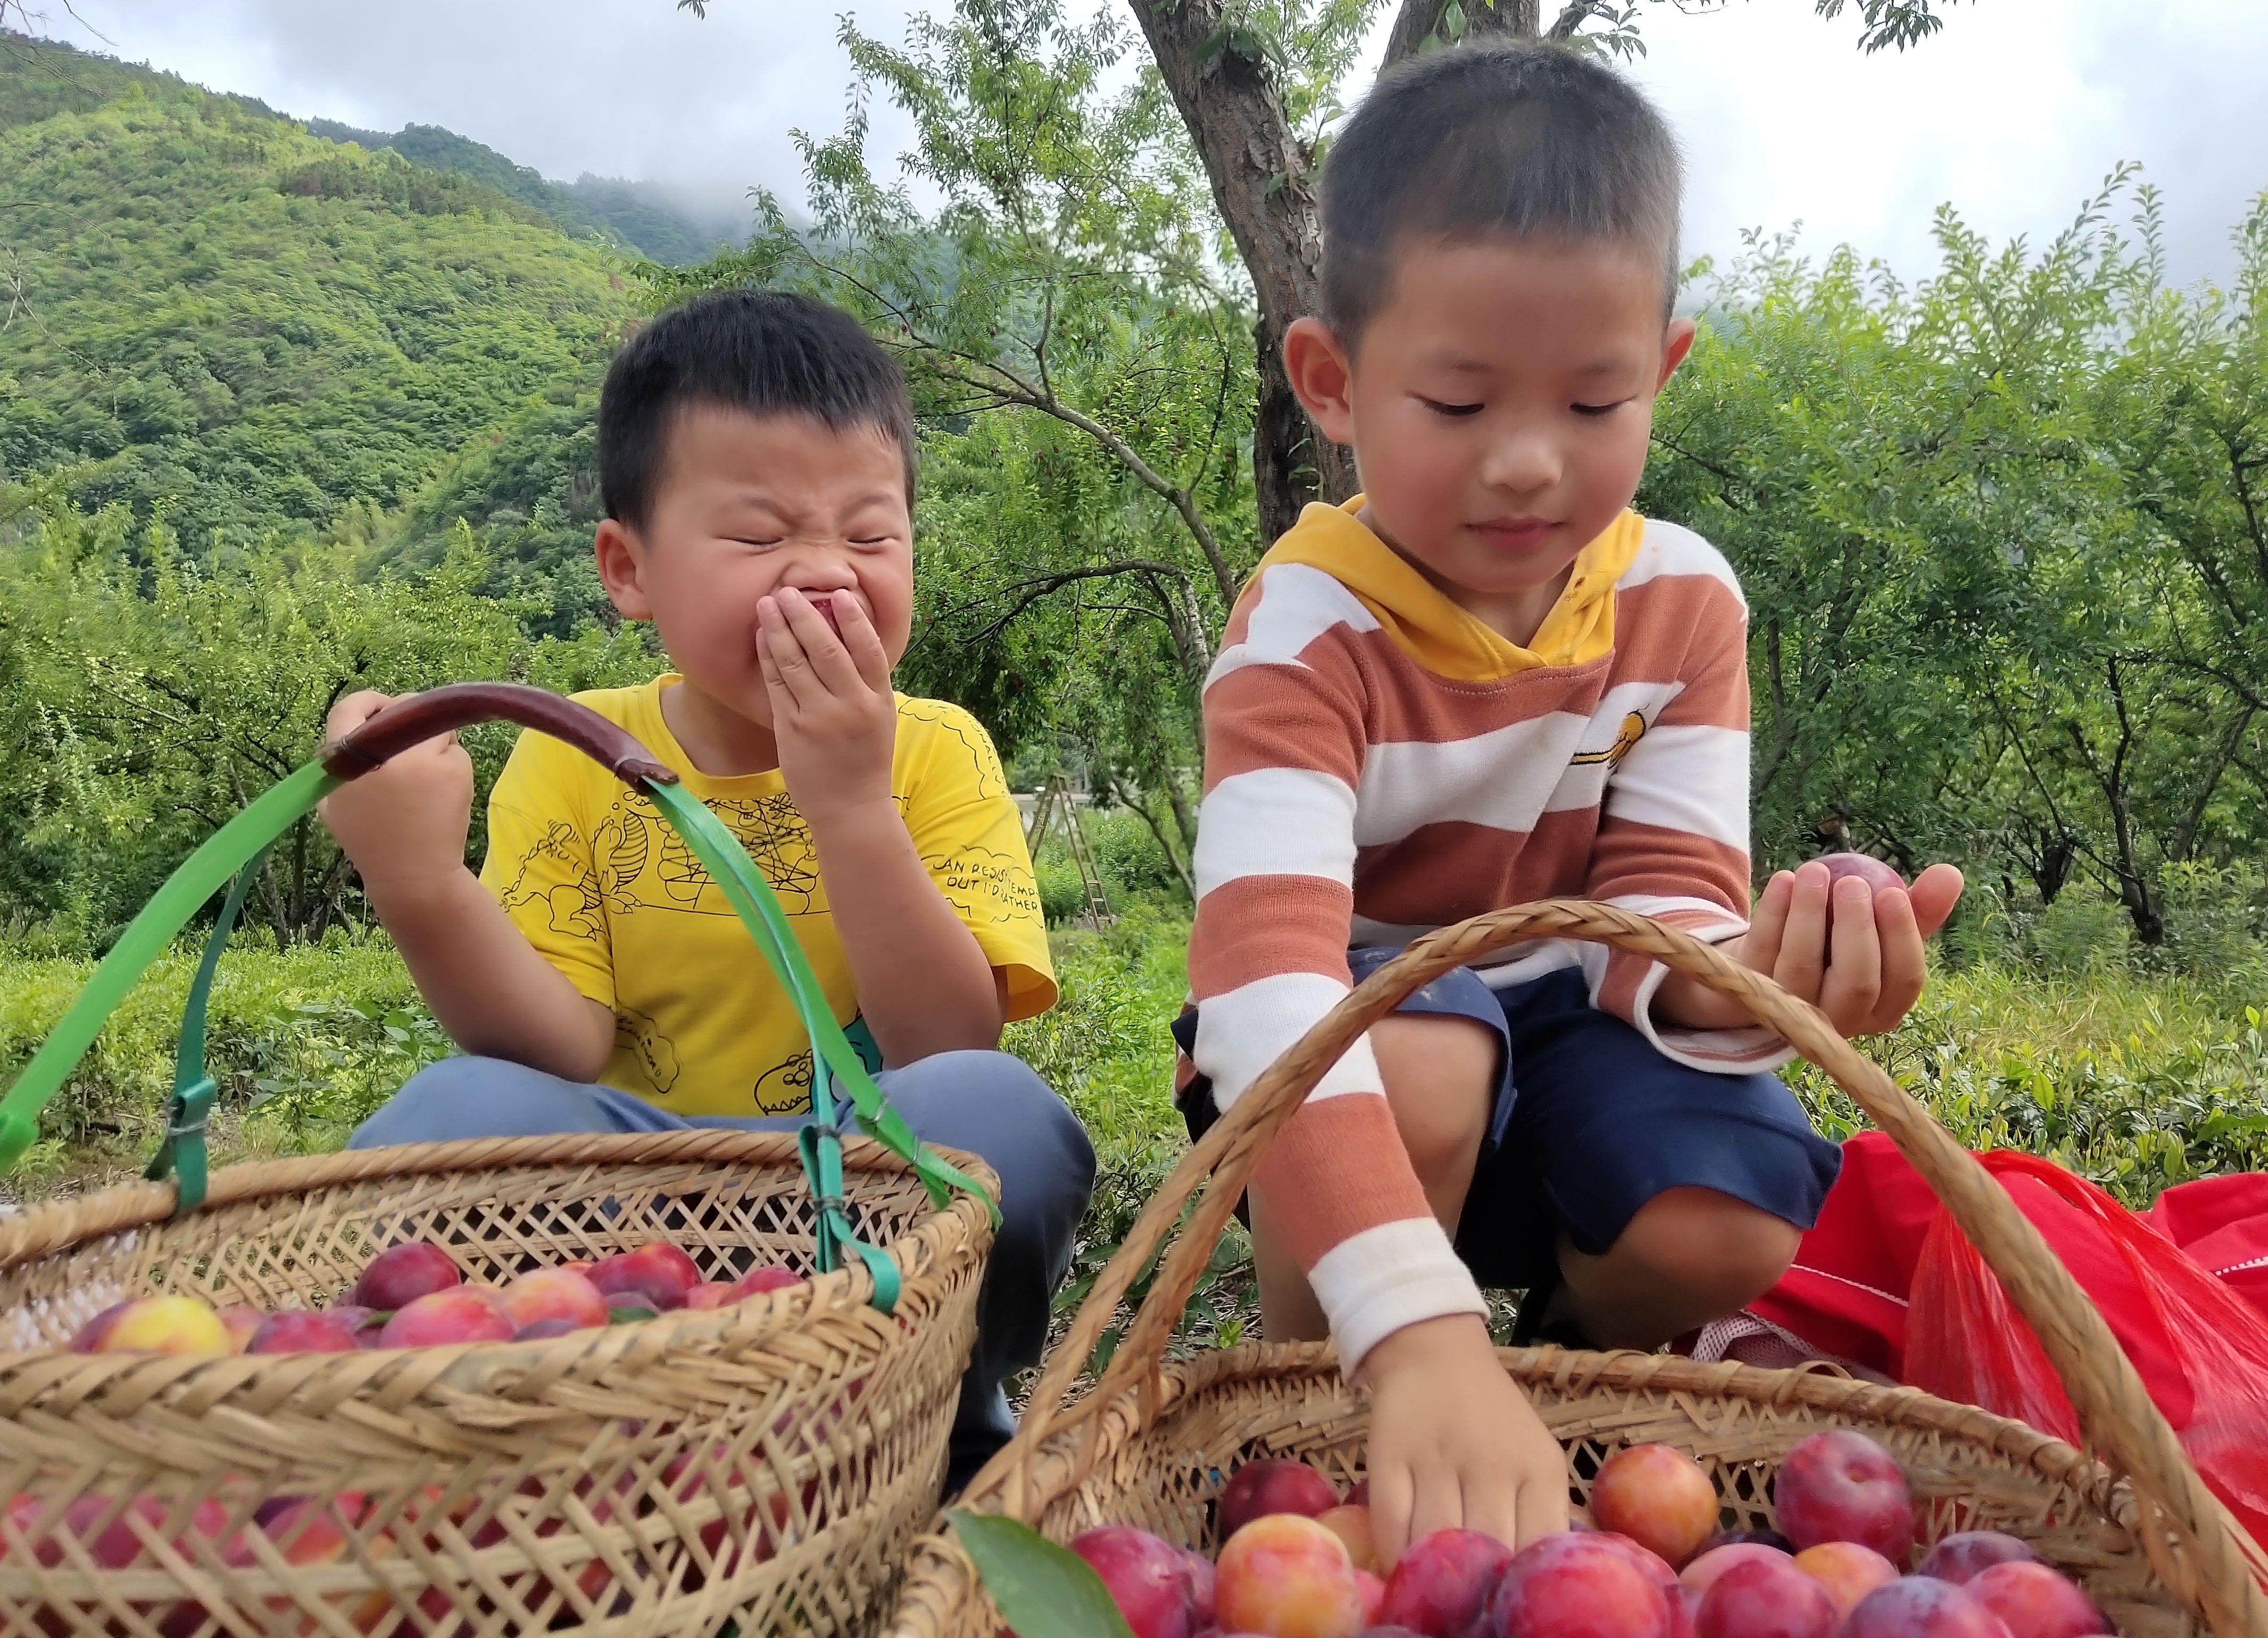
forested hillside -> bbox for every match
[0,44,633,547]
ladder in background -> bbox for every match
[1026,774,1115,930]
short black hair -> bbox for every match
[597,287,917,528]
[1320,40,1683,341]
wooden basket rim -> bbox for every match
[0,1128,999,1400]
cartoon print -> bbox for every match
[613,1008,682,1094]
[752,1051,815,1116]
[499,822,605,940]
[925,845,1041,923]
[1569,710,1648,769]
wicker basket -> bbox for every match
[0,684,1005,1637]
[0,1128,991,1636]
[890,901,2268,1638]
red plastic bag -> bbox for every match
[1902,1152,2268,1548]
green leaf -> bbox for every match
[1443,0,1468,37]
[946,1512,1135,1638]
[607,1304,658,1325]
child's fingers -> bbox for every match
[1370,1464,1415,1571]
[1771,861,1832,1001]
[1908,862,1965,938]
[1871,886,1928,1030]
[1513,1474,1568,1550]
[832,591,894,692]
[1464,1473,1523,1553]
[757,596,824,713]
[1818,875,1881,1028]
[1741,870,1795,976]
[1406,1463,1464,1552]
[774,588,866,697]
[324,690,394,740]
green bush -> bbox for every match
[0,930,447,1195]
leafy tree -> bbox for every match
[683,0,1975,542]
[0,487,653,945]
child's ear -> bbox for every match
[1656,317,1698,391]
[594,518,654,623]
[1283,317,1358,446]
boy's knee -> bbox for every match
[348,1056,600,1149]
[1372,1014,1495,1185]
[881,1051,1094,1248]
[1609,1187,1802,1309]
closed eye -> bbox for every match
[1419,396,1483,418]
[732,537,785,548]
[1572,401,1630,418]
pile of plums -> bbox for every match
[65,1237,803,1356]
[1052,1430,2114,1638]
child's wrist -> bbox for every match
[362,860,479,923]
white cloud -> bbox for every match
[1600,0,2266,287]
[27,0,2268,286]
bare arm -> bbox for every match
[318,693,616,1082]
[803,800,1004,1065]
[757,588,1003,1066]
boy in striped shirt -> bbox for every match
[1177,43,1965,1563]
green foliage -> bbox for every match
[1642,175,2268,932]
[0,43,633,548]
[0,490,657,946]
[0,929,446,1193]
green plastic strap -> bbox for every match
[143,849,267,1213]
[0,762,340,1175]
[797,1121,902,1313]
[643,780,1001,1226]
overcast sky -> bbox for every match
[22,0,2268,287]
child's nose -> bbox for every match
[1481,428,1561,494]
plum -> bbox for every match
[1591,1445,1719,1569]
[1772,1430,1916,1566]
[1375,1528,1515,1638]
[1846,1577,2016,1638]
[1070,1525,1206,1638]
[1917,1533,2043,1586]
[1966,1561,2108,1638]
[1220,1459,1341,1540]
[1489,1531,1679,1638]
[348,1242,462,1311]
[1217,1513,1366,1638]
[1695,1557,1839,1638]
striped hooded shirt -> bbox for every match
[1186,497,1794,1370]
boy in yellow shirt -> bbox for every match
[320,289,1094,1484]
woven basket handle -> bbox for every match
[978,901,2267,1634]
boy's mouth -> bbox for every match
[1472,516,1557,550]
[813,599,843,638]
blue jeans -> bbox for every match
[350,1050,1095,1487]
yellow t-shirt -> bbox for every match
[478,676,1056,1116]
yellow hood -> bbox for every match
[1251,498,1641,682]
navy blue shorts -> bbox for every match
[1173,953,1843,1292]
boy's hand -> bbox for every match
[1359,1313,1569,1568]
[757,587,896,824]
[317,691,474,898]
[1656,860,1966,1039]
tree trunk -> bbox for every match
[1123,0,1543,549]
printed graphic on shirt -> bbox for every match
[1569,710,1649,768]
[927,845,1044,924]
[614,1008,682,1095]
